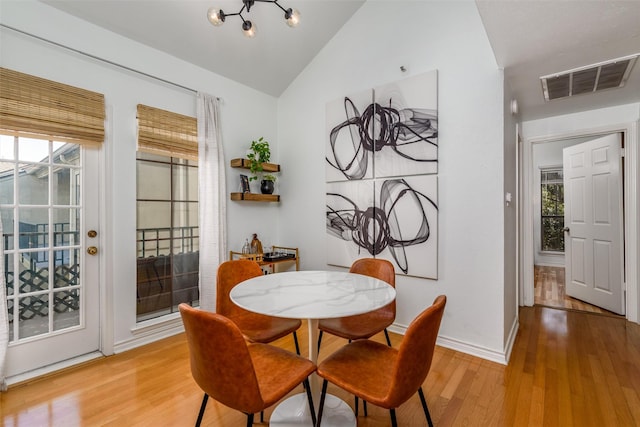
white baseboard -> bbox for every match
[503,316,519,364]
[6,351,104,387]
[388,322,511,365]
[115,316,185,354]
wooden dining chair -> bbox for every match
[179,304,316,427]
[316,295,446,427]
[317,258,396,352]
[216,259,302,354]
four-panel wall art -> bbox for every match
[325,70,439,279]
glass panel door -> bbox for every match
[1,135,100,378]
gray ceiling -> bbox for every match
[41,0,640,121]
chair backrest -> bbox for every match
[387,295,446,406]
[216,259,264,316]
[350,258,396,314]
[179,303,265,413]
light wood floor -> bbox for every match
[2,306,640,426]
[534,265,621,316]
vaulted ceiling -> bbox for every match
[41,0,640,121]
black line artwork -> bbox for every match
[326,178,438,275]
[326,97,438,181]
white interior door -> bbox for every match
[1,137,101,378]
[563,133,624,314]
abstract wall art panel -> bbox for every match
[374,175,438,279]
[373,70,438,178]
[325,88,374,182]
[326,180,376,268]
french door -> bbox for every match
[1,136,101,378]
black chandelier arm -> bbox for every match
[252,0,291,14]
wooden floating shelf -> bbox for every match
[230,158,280,173]
[230,192,280,202]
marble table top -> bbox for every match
[230,270,396,319]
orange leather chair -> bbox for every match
[179,304,316,427]
[316,295,446,427]
[317,258,396,351]
[217,259,302,354]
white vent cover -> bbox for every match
[540,54,638,101]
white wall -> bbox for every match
[1,1,280,351]
[278,1,509,360]
[503,79,518,357]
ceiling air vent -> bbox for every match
[540,54,638,101]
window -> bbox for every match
[541,168,564,252]
[136,105,199,322]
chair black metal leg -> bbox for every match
[317,330,323,353]
[260,411,264,423]
[195,393,208,427]
[293,331,301,355]
[418,387,434,427]
[316,380,329,426]
[363,400,368,416]
[303,378,316,426]
[390,408,397,427]
[354,396,359,417]
[246,412,254,427]
[384,328,392,347]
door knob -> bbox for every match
[563,227,570,233]
[87,246,98,255]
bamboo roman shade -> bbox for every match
[136,104,198,160]
[0,67,105,146]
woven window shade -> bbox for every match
[0,67,105,146]
[137,104,198,160]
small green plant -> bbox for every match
[247,137,275,182]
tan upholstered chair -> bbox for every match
[317,258,396,351]
[316,295,446,427]
[217,259,302,353]
[179,304,316,427]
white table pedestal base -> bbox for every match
[270,393,356,427]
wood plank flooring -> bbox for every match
[534,265,621,316]
[2,306,639,426]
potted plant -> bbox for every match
[247,137,277,194]
[247,137,270,180]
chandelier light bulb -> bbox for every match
[207,8,225,26]
[242,20,257,38]
[285,8,300,27]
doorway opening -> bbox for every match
[522,126,635,320]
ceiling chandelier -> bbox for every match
[207,0,300,38]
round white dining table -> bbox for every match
[230,270,396,427]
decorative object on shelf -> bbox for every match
[260,175,276,194]
[247,137,271,181]
[240,174,250,193]
[251,233,263,254]
[207,0,300,38]
[242,239,251,254]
